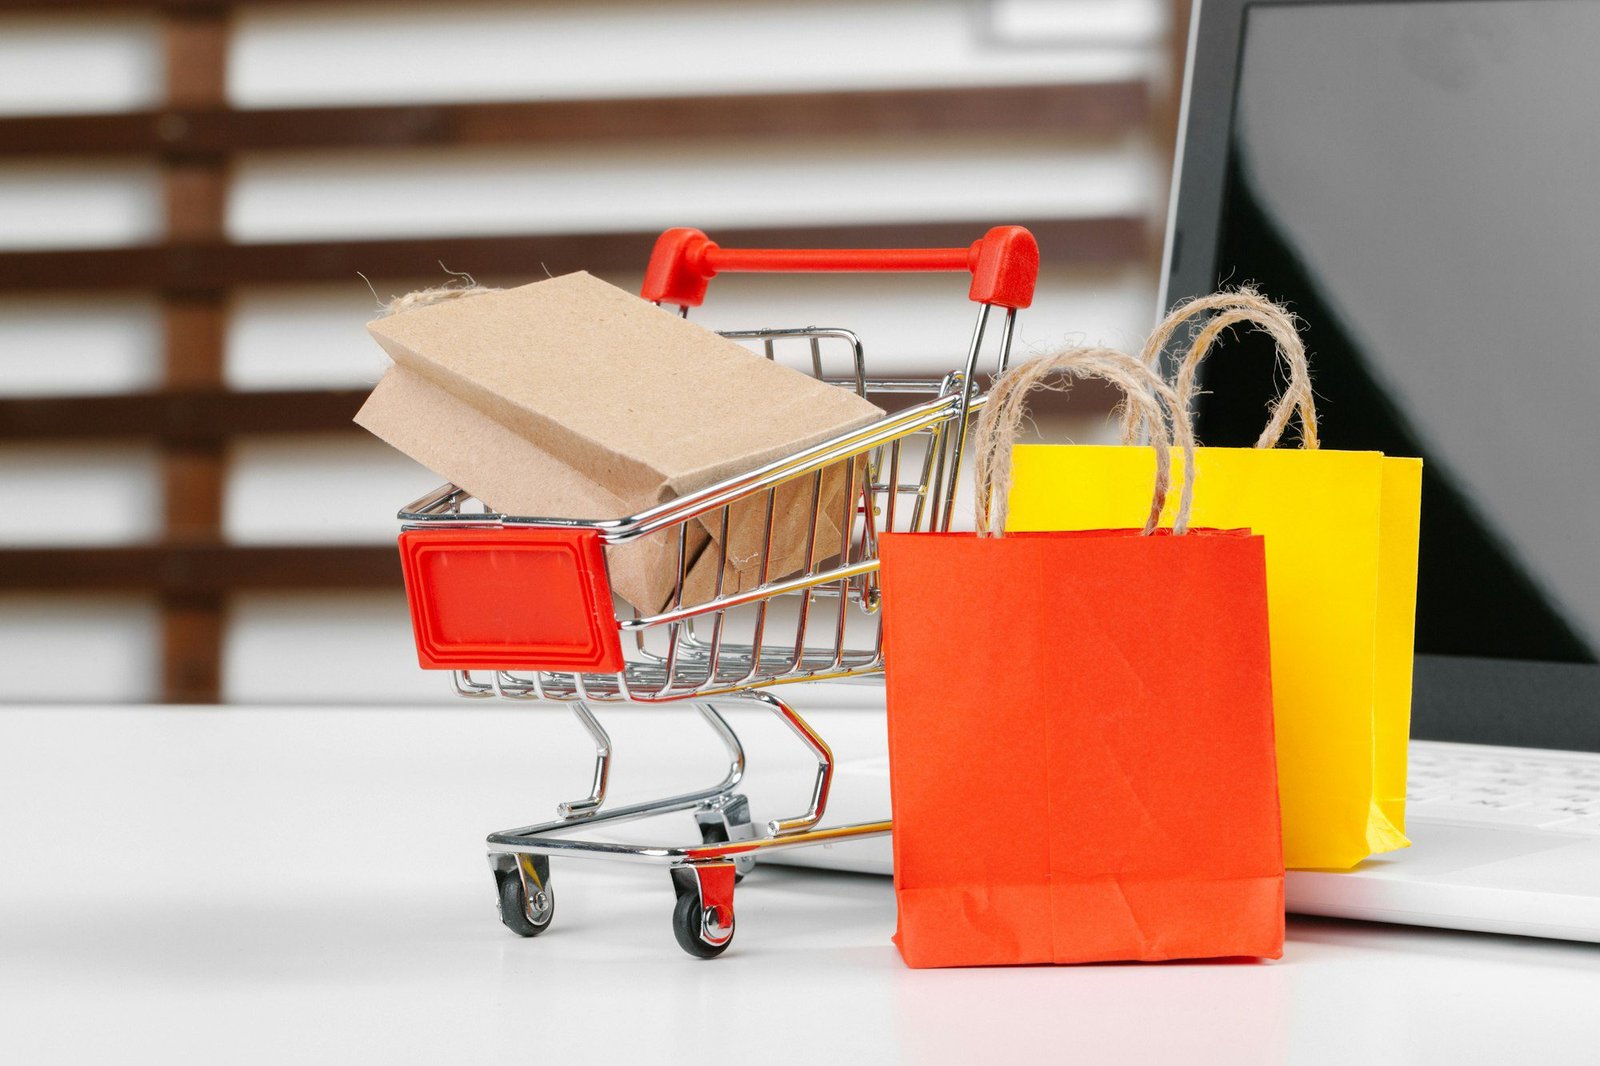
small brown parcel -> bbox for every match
[356,272,885,614]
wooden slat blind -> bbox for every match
[2,4,1180,703]
[0,389,372,443]
[0,545,400,594]
[0,84,1148,156]
[0,217,1149,292]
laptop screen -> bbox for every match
[1170,0,1600,750]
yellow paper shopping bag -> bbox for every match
[1008,291,1422,869]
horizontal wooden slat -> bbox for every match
[5,0,828,8]
[0,0,714,7]
[0,84,1146,158]
[3,383,1119,440]
[0,543,400,593]
[0,217,1149,293]
[0,0,426,8]
[0,388,368,443]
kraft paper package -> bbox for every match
[356,272,884,614]
[879,346,1284,968]
[1008,291,1423,869]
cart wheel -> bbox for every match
[497,869,555,938]
[672,886,735,959]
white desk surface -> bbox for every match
[3,702,1598,1065]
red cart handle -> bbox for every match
[641,225,1039,310]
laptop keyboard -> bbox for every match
[1407,742,1600,834]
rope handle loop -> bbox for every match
[1121,287,1318,450]
[972,346,1196,537]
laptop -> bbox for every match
[778,0,1600,943]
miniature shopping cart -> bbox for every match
[395,226,1037,957]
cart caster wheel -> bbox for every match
[497,865,554,938]
[672,887,734,959]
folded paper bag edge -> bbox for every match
[365,271,885,502]
[892,876,1284,968]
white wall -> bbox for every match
[0,0,1168,704]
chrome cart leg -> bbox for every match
[555,700,745,821]
[694,792,757,880]
[670,861,738,959]
[493,702,748,846]
[484,701,752,944]
[749,690,835,836]
[556,701,613,818]
[692,702,748,806]
[483,696,885,957]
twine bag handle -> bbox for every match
[1121,288,1319,450]
[972,346,1196,538]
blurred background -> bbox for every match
[0,0,1189,705]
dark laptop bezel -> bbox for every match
[1164,0,1600,752]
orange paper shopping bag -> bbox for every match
[879,348,1284,968]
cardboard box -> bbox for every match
[357,272,884,613]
